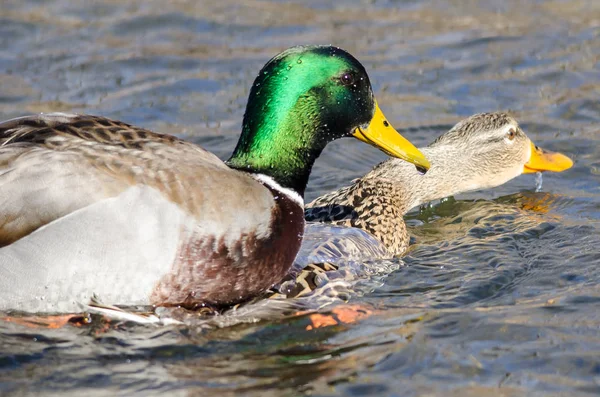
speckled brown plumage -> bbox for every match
[305,179,410,257]
[1,114,181,149]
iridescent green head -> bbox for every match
[227,45,429,196]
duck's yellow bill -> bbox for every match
[523,141,573,173]
[353,102,430,172]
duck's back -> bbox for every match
[0,113,259,243]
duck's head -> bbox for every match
[228,45,429,196]
[428,112,573,191]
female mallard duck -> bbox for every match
[303,112,573,259]
[0,45,430,313]
[275,112,573,297]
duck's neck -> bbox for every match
[227,94,330,199]
[365,144,489,215]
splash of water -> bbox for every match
[535,172,543,192]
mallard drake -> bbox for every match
[0,45,430,313]
[303,112,573,259]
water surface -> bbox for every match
[1,0,600,395]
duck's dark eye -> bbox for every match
[507,128,516,140]
[340,73,355,86]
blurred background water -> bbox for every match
[1,0,600,395]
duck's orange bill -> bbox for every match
[353,101,430,172]
[523,141,573,174]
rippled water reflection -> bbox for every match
[2,0,600,395]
